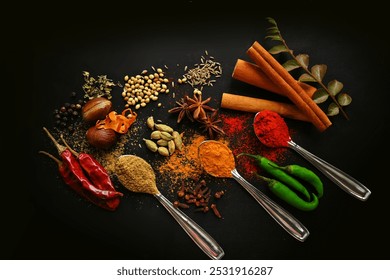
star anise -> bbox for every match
[168,97,194,123]
[198,109,225,139]
[186,93,215,120]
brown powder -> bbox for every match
[115,155,159,195]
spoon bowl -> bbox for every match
[115,155,224,260]
[198,140,310,242]
[253,111,371,201]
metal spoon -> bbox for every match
[198,141,310,242]
[115,155,225,260]
[253,112,371,201]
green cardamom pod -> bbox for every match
[154,123,174,133]
[146,116,155,130]
[172,131,183,151]
[143,138,158,152]
[157,146,169,156]
[150,130,162,140]
[160,131,174,141]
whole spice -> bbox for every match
[121,68,170,110]
[60,135,119,192]
[253,110,290,148]
[179,51,222,90]
[86,126,118,149]
[143,118,182,156]
[220,93,311,122]
[38,151,118,211]
[81,97,113,123]
[82,71,121,100]
[52,94,83,130]
[198,110,225,139]
[247,41,332,132]
[265,17,351,118]
[232,59,317,97]
[96,109,137,134]
[43,128,123,208]
[198,141,235,178]
[43,127,123,200]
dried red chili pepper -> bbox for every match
[60,149,123,200]
[38,151,118,211]
[43,127,123,201]
[60,135,118,192]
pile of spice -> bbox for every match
[121,67,170,110]
[178,51,222,90]
[157,133,206,186]
[219,111,289,179]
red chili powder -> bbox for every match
[253,110,290,148]
[220,112,288,179]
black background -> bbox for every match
[3,1,390,260]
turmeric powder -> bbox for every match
[198,141,235,178]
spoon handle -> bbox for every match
[288,140,371,201]
[154,193,225,260]
[231,169,309,242]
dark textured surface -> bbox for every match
[4,1,389,260]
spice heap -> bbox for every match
[115,155,159,195]
[157,133,206,185]
[52,92,84,130]
[219,112,288,179]
[121,67,170,110]
[168,91,225,139]
[253,110,290,148]
[173,178,225,218]
[143,116,183,157]
[82,71,121,100]
[178,51,222,90]
[198,140,235,178]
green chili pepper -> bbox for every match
[274,164,323,198]
[258,175,319,211]
[238,153,311,201]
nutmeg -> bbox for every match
[82,97,112,123]
[86,126,117,149]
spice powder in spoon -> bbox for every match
[115,155,159,195]
[198,141,235,178]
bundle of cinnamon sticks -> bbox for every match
[222,41,332,132]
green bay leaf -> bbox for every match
[298,73,316,82]
[282,59,301,71]
[295,54,309,69]
[266,26,279,35]
[265,35,283,41]
[312,88,329,104]
[328,80,344,96]
[311,64,327,81]
[327,102,339,116]
[268,45,288,54]
[266,17,277,26]
[337,93,352,106]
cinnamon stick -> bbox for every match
[232,59,316,98]
[247,41,332,131]
[221,93,311,122]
